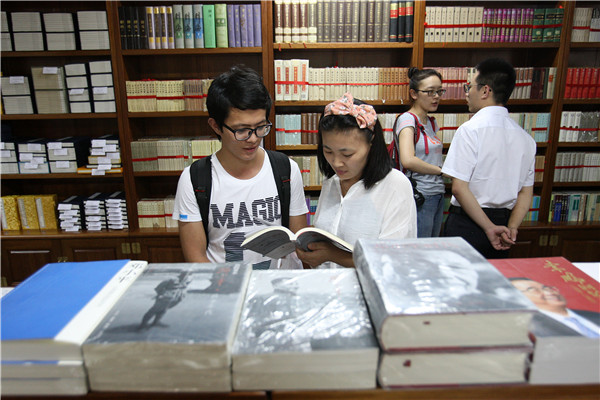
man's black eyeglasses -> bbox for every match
[222,122,272,141]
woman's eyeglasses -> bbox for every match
[417,89,446,97]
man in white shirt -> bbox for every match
[441,58,536,258]
[173,66,308,269]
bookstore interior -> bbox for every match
[1,0,599,398]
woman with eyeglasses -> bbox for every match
[393,67,446,237]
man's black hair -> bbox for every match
[206,65,272,128]
[474,58,516,105]
[317,98,392,190]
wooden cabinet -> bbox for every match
[133,233,186,263]
[0,237,62,285]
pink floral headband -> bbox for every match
[323,92,377,131]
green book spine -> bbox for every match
[203,4,216,48]
[214,3,228,48]
[531,8,545,43]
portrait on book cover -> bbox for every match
[492,258,600,339]
[235,270,377,354]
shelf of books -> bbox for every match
[1,0,599,277]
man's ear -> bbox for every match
[208,118,221,135]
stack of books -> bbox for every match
[554,152,600,183]
[89,60,116,113]
[126,80,157,112]
[565,68,600,99]
[548,192,600,223]
[137,198,166,229]
[1,259,148,396]
[1,76,34,114]
[156,80,185,112]
[78,134,122,175]
[10,12,44,51]
[77,11,110,50]
[275,113,320,146]
[289,155,322,188]
[15,195,40,230]
[1,11,12,51]
[105,191,128,231]
[42,12,76,51]
[31,66,70,114]
[354,237,537,388]
[232,269,379,390]
[572,7,600,42]
[163,195,177,228]
[190,137,221,161]
[0,140,19,174]
[1,196,21,231]
[131,138,159,172]
[82,263,251,392]
[17,138,49,174]
[183,79,212,111]
[559,111,600,142]
[156,138,191,171]
[14,194,57,231]
[84,192,109,232]
[58,195,86,232]
[490,257,600,384]
[47,136,90,173]
[65,63,92,113]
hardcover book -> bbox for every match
[490,257,600,384]
[241,225,353,259]
[82,262,252,392]
[353,237,537,351]
[232,269,379,390]
[1,259,148,362]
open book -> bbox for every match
[241,226,353,259]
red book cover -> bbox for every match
[565,68,573,98]
[582,67,592,98]
[489,257,599,338]
[590,68,599,98]
[572,68,581,98]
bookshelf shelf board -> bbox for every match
[0,229,130,240]
[1,113,117,120]
[536,142,549,148]
[570,42,600,48]
[133,171,183,177]
[552,182,600,188]
[548,221,600,230]
[121,48,262,56]
[1,50,112,58]
[133,228,181,237]
[304,185,322,191]
[424,42,561,49]
[437,99,554,106]
[0,173,123,180]
[276,145,318,151]
[556,142,600,148]
[275,100,409,107]
[273,42,414,51]
[562,99,600,105]
[128,111,209,118]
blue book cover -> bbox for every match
[246,3,255,47]
[227,4,236,47]
[193,3,204,48]
[239,4,248,47]
[233,5,242,48]
[253,3,262,47]
[1,259,148,361]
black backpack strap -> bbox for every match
[266,150,291,229]
[189,156,212,245]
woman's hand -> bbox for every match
[295,241,354,268]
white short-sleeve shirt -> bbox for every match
[442,106,536,209]
[313,169,417,268]
[173,150,308,269]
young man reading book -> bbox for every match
[172,66,308,269]
[441,58,536,258]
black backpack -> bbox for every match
[189,150,291,246]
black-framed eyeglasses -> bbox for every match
[222,122,272,141]
[417,89,446,97]
[463,83,485,93]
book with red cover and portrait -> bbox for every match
[489,257,600,384]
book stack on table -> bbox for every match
[354,237,538,388]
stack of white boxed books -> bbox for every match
[1,12,11,51]
[77,11,109,50]
[31,66,70,114]
[65,63,92,113]
[10,12,44,51]
[47,136,90,173]
[58,195,86,232]
[79,134,121,175]
[89,60,115,113]
[0,141,19,174]
[1,76,34,114]
[17,138,49,174]
[84,192,109,232]
[105,191,128,230]
[42,12,76,51]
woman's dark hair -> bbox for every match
[317,98,392,189]
[206,65,272,128]
[474,58,516,105]
[408,67,443,92]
